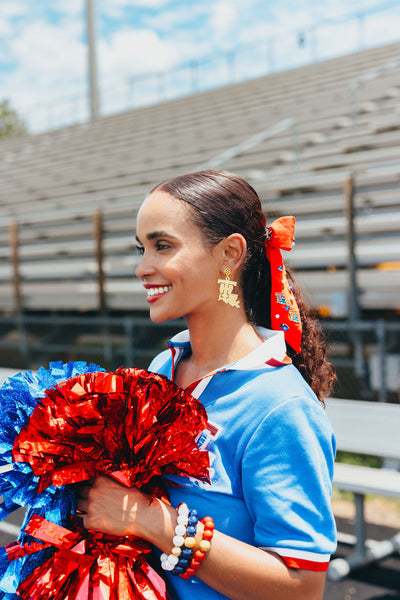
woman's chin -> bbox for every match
[149,307,176,324]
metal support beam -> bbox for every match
[354,493,366,557]
[93,211,113,364]
[86,0,100,121]
[344,175,364,380]
[328,527,400,581]
[124,318,135,367]
[93,211,106,313]
[9,221,22,315]
[8,222,29,361]
[344,175,360,324]
[376,319,387,403]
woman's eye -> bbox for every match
[136,245,145,256]
[156,242,170,251]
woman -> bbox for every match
[78,170,337,600]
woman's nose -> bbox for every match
[135,252,155,279]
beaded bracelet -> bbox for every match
[172,509,198,575]
[161,505,215,579]
[179,516,215,579]
[160,502,190,572]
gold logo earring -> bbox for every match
[217,267,240,308]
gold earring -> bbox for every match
[217,267,240,308]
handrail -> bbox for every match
[0,315,398,403]
[19,3,400,134]
[199,117,296,170]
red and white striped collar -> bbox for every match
[168,327,291,397]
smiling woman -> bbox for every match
[135,191,225,327]
[78,170,337,600]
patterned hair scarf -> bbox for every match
[264,216,302,353]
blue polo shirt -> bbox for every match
[149,327,336,600]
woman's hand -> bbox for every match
[76,478,326,600]
[76,476,156,538]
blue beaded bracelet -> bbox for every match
[160,503,190,572]
[171,508,198,576]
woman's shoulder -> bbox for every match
[262,362,317,400]
[227,362,318,407]
[212,362,329,435]
[235,366,334,454]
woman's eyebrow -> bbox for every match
[144,230,178,241]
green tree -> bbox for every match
[0,99,28,139]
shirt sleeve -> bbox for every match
[241,395,337,571]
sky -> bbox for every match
[1,0,400,133]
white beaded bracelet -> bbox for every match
[160,502,190,571]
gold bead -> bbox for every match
[199,539,211,552]
[184,536,196,548]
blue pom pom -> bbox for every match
[0,361,104,592]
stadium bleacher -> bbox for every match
[1,41,400,316]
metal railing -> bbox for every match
[1,314,399,403]
[324,320,400,403]
[0,314,181,371]
[20,2,400,134]
[199,118,298,170]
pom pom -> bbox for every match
[0,361,103,597]
[13,367,210,493]
[0,364,210,599]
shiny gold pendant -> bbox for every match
[217,267,240,308]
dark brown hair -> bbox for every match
[152,170,335,402]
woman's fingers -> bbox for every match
[74,476,152,537]
[75,480,94,515]
[76,498,88,513]
[76,485,91,499]
[74,478,94,494]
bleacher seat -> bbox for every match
[1,41,400,316]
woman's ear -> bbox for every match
[219,233,247,275]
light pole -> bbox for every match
[86,0,100,121]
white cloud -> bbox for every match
[99,27,175,80]
[143,3,207,33]
[1,0,399,132]
[3,20,87,130]
[0,0,30,18]
[129,0,171,6]
[100,0,171,19]
[0,0,28,45]
[44,0,84,16]
[363,6,400,47]
[0,17,12,38]
[209,1,238,42]
[11,21,85,81]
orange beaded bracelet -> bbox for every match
[179,516,215,579]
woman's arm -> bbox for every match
[77,477,326,600]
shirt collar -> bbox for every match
[168,326,290,372]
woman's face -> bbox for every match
[135,190,223,323]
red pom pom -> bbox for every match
[11,367,211,599]
[13,367,210,493]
